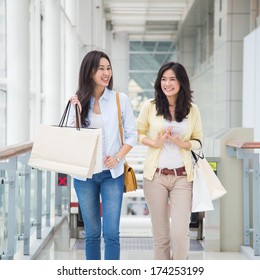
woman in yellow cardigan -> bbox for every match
[137,62,203,260]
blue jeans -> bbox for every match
[74,170,124,260]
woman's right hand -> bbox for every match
[153,130,169,148]
[70,95,82,113]
[141,130,169,148]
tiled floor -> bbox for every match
[35,218,248,260]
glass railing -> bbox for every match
[0,142,70,259]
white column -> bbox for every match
[179,36,194,77]
[78,0,94,57]
[29,0,42,139]
[111,32,129,94]
[6,0,30,145]
[42,0,61,124]
[78,0,106,58]
[64,0,79,100]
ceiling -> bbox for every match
[101,0,197,107]
[102,0,195,40]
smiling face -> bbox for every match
[160,68,181,101]
[92,57,112,89]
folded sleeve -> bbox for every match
[136,100,152,143]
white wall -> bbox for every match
[243,26,260,140]
[178,0,250,141]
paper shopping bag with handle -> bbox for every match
[192,163,214,212]
[28,101,101,178]
[191,139,227,201]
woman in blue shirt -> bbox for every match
[69,50,137,260]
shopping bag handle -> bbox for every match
[192,138,202,148]
[75,104,81,130]
[59,101,71,127]
[58,100,81,130]
[191,138,204,163]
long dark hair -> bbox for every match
[153,62,193,122]
[76,50,113,127]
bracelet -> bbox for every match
[115,156,120,163]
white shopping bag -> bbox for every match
[28,125,102,178]
[28,101,102,178]
[192,164,214,213]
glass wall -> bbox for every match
[128,41,175,117]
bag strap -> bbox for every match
[116,92,128,165]
[59,100,81,130]
[116,92,124,145]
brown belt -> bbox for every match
[156,166,186,176]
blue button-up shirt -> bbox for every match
[68,88,137,179]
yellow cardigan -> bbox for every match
[137,99,203,182]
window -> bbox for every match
[129,41,175,116]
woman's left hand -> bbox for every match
[167,133,191,149]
